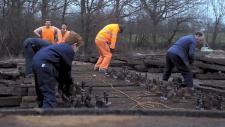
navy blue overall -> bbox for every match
[163,35,196,87]
[32,43,74,108]
[23,38,51,76]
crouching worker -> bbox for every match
[32,31,84,108]
[162,32,204,96]
[23,38,51,78]
[94,24,124,75]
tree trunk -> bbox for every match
[80,0,86,54]
[61,0,68,23]
[41,0,48,21]
[151,20,158,43]
[211,20,220,48]
[151,0,158,43]
[2,0,6,17]
[167,21,182,45]
[115,0,120,22]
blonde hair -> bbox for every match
[64,31,84,47]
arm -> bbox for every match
[188,41,196,64]
[59,70,73,97]
[33,27,42,37]
[109,26,120,49]
[53,26,61,42]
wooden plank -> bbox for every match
[195,84,225,96]
[0,61,17,68]
[196,55,225,66]
[194,61,225,72]
[0,69,20,80]
[0,96,21,107]
[195,73,225,80]
[0,86,21,96]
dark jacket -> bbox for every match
[168,35,196,65]
[32,43,75,94]
[23,38,51,52]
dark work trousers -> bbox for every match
[33,63,58,108]
[24,44,35,76]
[162,52,193,87]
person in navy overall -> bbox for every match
[32,31,84,108]
[23,38,51,77]
[162,32,204,95]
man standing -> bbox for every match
[57,23,70,43]
[94,24,124,74]
[162,32,204,96]
[32,31,84,108]
[23,38,51,77]
[33,19,60,43]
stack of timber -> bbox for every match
[194,50,225,80]
[0,60,22,107]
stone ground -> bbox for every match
[0,60,225,127]
[69,61,198,109]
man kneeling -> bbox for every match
[32,31,83,108]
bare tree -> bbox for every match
[210,0,225,47]
[139,0,202,43]
[41,0,49,21]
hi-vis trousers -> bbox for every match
[94,39,112,69]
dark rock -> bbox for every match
[110,60,127,67]
[127,58,145,67]
[144,58,165,67]
[89,57,98,63]
[134,64,148,72]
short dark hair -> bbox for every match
[195,31,203,36]
[45,18,51,22]
[119,24,124,33]
[62,22,68,26]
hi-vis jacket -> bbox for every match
[96,24,120,49]
[41,26,56,43]
[57,30,70,43]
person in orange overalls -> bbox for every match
[33,19,60,43]
[57,23,70,43]
[94,24,124,74]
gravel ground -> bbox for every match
[0,115,224,127]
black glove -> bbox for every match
[189,55,194,65]
[110,48,115,53]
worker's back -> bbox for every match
[97,24,119,41]
[33,43,74,70]
[168,35,196,65]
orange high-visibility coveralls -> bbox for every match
[95,24,120,69]
[41,26,56,43]
[57,30,70,43]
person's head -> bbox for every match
[61,23,68,31]
[64,31,84,51]
[195,31,205,43]
[118,24,124,33]
[45,19,51,27]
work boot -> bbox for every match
[94,66,99,71]
[99,68,109,75]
